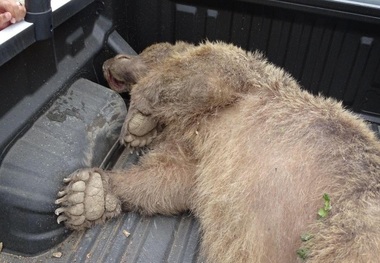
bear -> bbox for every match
[55,41,380,263]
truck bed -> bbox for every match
[1,0,380,262]
[1,146,203,263]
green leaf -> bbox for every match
[297,248,309,260]
[323,193,330,202]
[323,193,332,211]
[318,193,332,218]
[300,233,314,242]
[318,208,328,218]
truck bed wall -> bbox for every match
[123,0,380,116]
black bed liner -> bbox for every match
[0,78,127,256]
[1,143,202,263]
[1,0,380,262]
[1,210,201,263]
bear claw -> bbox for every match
[55,168,121,230]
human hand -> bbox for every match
[0,0,26,30]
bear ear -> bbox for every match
[121,56,148,86]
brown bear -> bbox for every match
[55,41,380,263]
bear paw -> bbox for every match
[120,111,158,148]
[55,168,121,231]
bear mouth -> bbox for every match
[107,70,127,93]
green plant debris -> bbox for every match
[297,194,331,261]
[318,193,332,218]
[300,233,314,242]
[297,248,309,260]
[297,234,313,260]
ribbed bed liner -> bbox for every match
[45,202,201,263]
[62,211,202,263]
[1,150,203,263]
[2,201,202,263]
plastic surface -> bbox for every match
[0,147,203,263]
[240,0,380,24]
[0,3,114,156]
[0,79,127,255]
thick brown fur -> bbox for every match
[100,42,380,262]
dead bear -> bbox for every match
[55,41,380,263]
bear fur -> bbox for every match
[62,41,380,263]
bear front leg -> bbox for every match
[56,142,196,230]
[108,142,196,216]
[55,168,121,231]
